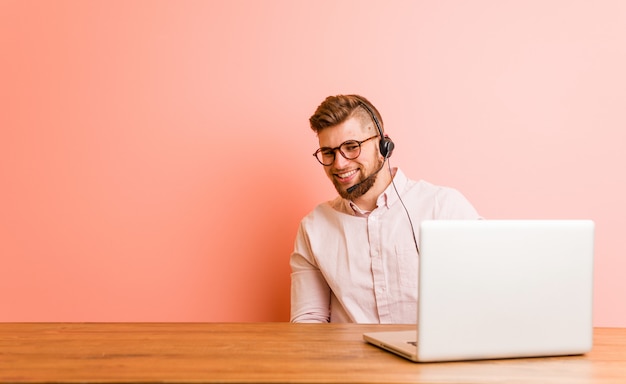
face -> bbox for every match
[316,116,383,200]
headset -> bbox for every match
[356,98,395,159]
[354,96,419,256]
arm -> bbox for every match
[289,225,331,323]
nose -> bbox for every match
[331,149,351,168]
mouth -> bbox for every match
[334,169,359,184]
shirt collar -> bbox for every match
[349,201,371,217]
[380,167,407,209]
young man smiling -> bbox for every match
[290,94,481,323]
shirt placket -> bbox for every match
[368,211,391,322]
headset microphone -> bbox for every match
[346,159,386,194]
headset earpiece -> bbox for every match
[380,135,394,158]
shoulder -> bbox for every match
[406,179,481,219]
[423,180,468,200]
[299,197,347,229]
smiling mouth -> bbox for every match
[335,169,359,182]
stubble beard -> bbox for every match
[334,158,384,200]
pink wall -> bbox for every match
[1,1,624,326]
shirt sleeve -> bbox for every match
[289,224,331,323]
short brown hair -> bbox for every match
[309,94,384,134]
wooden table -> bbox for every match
[1,323,625,383]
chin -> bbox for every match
[335,178,376,200]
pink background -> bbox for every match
[1,1,625,326]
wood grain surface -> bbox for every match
[1,323,625,383]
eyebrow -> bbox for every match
[319,139,358,150]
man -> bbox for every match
[290,94,481,323]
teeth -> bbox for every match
[337,169,358,179]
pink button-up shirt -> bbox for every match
[290,168,481,323]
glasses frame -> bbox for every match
[313,134,379,166]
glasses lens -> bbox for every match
[314,140,366,165]
[316,149,335,165]
[340,141,361,160]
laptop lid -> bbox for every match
[364,219,595,362]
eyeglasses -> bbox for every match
[313,135,379,166]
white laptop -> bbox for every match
[363,219,595,362]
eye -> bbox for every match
[320,148,334,156]
[342,141,360,153]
